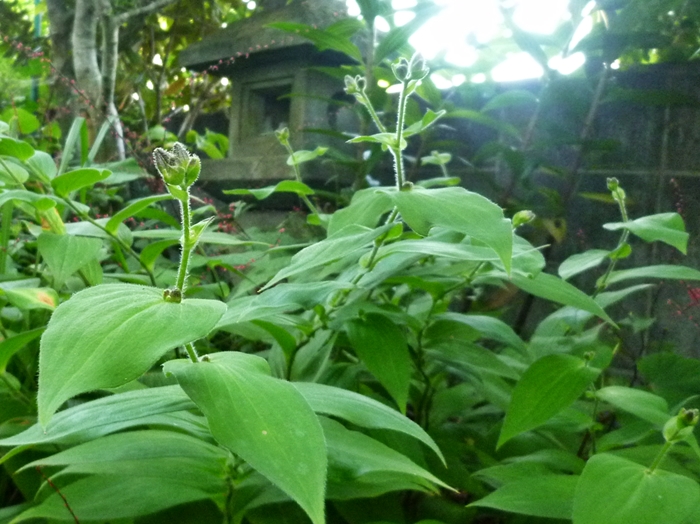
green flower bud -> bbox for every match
[409,53,429,80]
[185,154,201,186]
[392,58,410,82]
[275,126,290,145]
[513,210,536,228]
[663,408,699,443]
[606,177,619,192]
[153,147,185,186]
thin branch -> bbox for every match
[113,0,179,24]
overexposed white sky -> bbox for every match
[346,0,595,87]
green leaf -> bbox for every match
[224,180,315,200]
[293,382,444,463]
[13,476,215,523]
[559,249,610,280]
[348,133,406,149]
[164,352,327,524]
[498,354,601,448]
[0,327,43,374]
[0,386,194,448]
[38,284,226,426]
[604,213,688,254]
[0,160,29,186]
[427,341,519,380]
[470,475,578,519]
[2,287,58,310]
[24,429,228,492]
[263,224,394,290]
[37,233,103,289]
[388,187,513,274]
[403,109,447,137]
[0,189,60,210]
[327,188,393,236]
[434,312,525,351]
[346,313,411,413]
[288,147,328,165]
[25,151,57,181]
[321,417,449,492]
[106,194,174,234]
[595,386,669,426]
[509,272,615,325]
[267,22,362,62]
[6,108,40,134]
[573,454,700,524]
[605,265,700,286]
[481,90,539,113]
[133,229,264,247]
[58,117,86,176]
[51,168,112,196]
[0,137,34,161]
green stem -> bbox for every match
[593,194,630,297]
[176,195,192,292]
[63,199,157,286]
[184,342,198,363]
[282,141,321,217]
[392,80,410,188]
[647,440,673,474]
[0,202,13,274]
[360,91,387,134]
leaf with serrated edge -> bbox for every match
[38,284,225,426]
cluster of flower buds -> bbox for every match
[275,126,290,147]
[343,74,368,102]
[392,53,430,83]
[607,177,626,205]
[153,142,201,190]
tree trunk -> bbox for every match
[72,0,103,119]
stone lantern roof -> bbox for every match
[178,0,353,74]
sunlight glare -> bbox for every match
[394,10,416,27]
[492,52,544,82]
[513,0,570,34]
[375,16,390,33]
[152,53,163,66]
[392,0,417,8]
[548,51,585,74]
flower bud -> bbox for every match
[185,154,201,186]
[663,408,699,443]
[275,126,290,145]
[392,58,410,82]
[513,210,536,228]
[409,53,429,80]
[153,147,185,186]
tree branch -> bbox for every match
[113,0,179,25]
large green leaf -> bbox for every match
[470,475,578,519]
[0,159,29,186]
[573,453,700,524]
[0,327,43,373]
[51,168,111,196]
[37,233,103,289]
[595,386,669,426]
[508,272,614,325]
[105,194,174,234]
[13,476,215,522]
[605,265,700,286]
[426,341,519,381]
[434,312,525,351]
[559,249,610,280]
[0,137,34,161]
[328,188,393,235]
[263,224,394,290]
[346,313,411,413]
[38,284,226,426]
[163,352,327,524]
[0,386,195,449]
[321,417,449,493]
[604,213,688,254]
[24,430,227,493]
[498,354,601,448]
[388,187,513,273]
[293,382,444,463]
[224,180,315,200]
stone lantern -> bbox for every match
[178,0,356,192]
